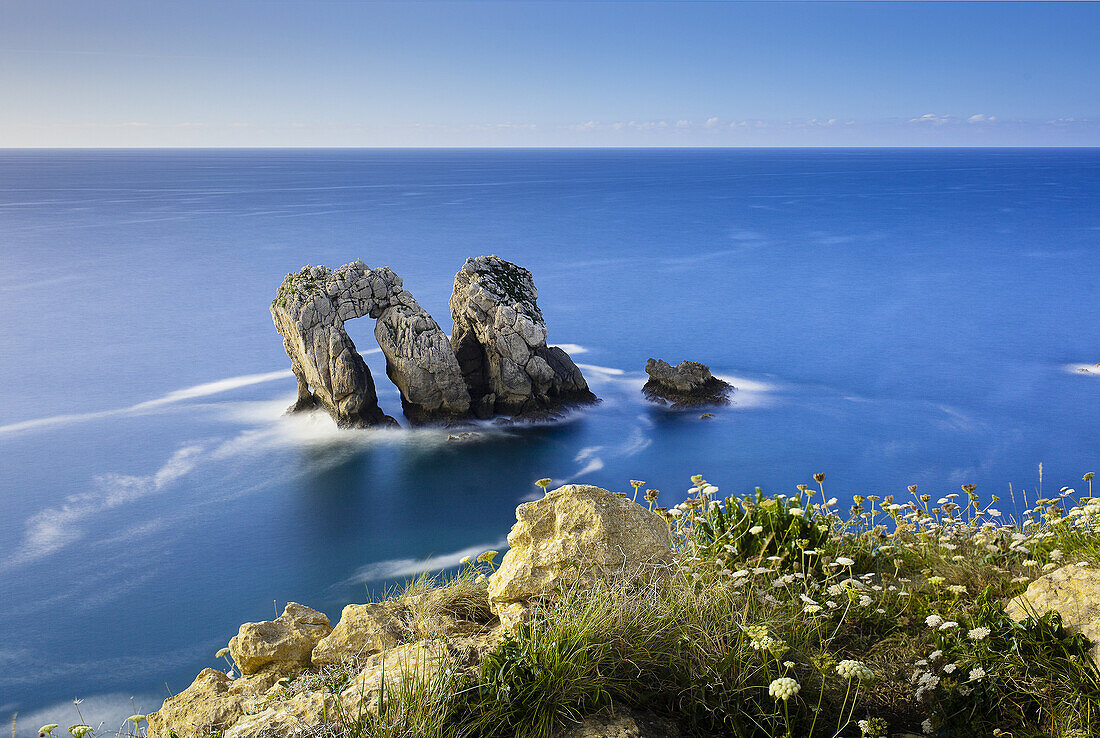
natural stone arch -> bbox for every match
[271,261,470,427]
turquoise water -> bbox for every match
[1,148,1098,728]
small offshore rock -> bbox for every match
[488,484,673,629]
[1005,564,1100,662]
[310,602,405,667]
[642,358,732,408]
[228,602,332,675]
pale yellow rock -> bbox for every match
[146,669,246,738]
[338,640,452,718]
[1005,564,1100,662]
[229,602,332,675]
[146,666,286,738]
[311,601,406,666]
[223,691,338,738]
[488,484,673,628]
[553,710,680,738]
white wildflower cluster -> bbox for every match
[768,676,801,701]
[836,659,875,681]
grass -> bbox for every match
[25,472,1100,738]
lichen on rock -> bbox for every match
[1005,564,1100,662]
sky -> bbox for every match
[1,0,1098,147]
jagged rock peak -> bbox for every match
[270,261,470,427]
[450,255,596,418]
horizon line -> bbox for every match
[3,145,1100,151]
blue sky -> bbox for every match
[2,1,1098,147]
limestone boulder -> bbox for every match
[228,602,332,675]
[488,485,673,628]
[311,601,406,667]
[643,359,732,408]
[223,691,338,738]
[450,255,595,417]
[146,667,283,738]
[1005,564,1100,661]
[339,640,452,718]
[554,710,680,738]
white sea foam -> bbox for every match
[0,369,294,436]
[1067,362,1100,376]
[338,538,508,586]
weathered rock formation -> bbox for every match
[228,602,332,675]
[271,262,470,427]
[272,257,593,426]
[450,256,596,418]
[1005,564,1100,663]
[487,484,673,629]
[642,358,732,408]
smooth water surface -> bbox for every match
[1,148,1098,727]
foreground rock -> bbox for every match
[488,484,673,629]
[554,710,681,738]
[146,667,284,738]
[1005,564,1100,662]
[228,602,333,675]
[271,262,470,426]
[339,640,452,717]
[642,358,732,408]
[310,601,405,667]
[451,255,595,418]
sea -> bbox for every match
[1,148,1098,730]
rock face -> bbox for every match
[488,484,673,628]
[339,640,452,717]
[145,668,283,738]
[271,262,470,426]
[228,602,333,675]
[553,710,681,738]
[1005,564,1100,662]
[642,358,732,407]
[223,691,337,738]
[450,256,595,418]
[310,602,405,667]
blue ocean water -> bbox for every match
[1,148,1098,728]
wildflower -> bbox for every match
[922,718,934,734]
[1051,548,1064,560]
[476,573,488,584]
[669,509,683,518]
[928,650,943,660]
[789,506,805,517]
[783,660,795,669]
[968,666,986,681]
[836,557,855,567]
[938,621,958,630]
[925,614,943,628]
[476,550,499,564]
[749,525,764,534]
[943,663,957,674]
[968,626,991,640]
[460,556,471,565]
[814,473,825,483]
[1023,559,1038,566]
[768,676,801,700]
[947,584,967,595]
[125,716,146,726]
[836,659,875,681]
[535,478,552,490]
[804,604,823,614]
[926,576,945,585]
[39,727,59,737]
[858,595,873,607]
[702,484,719,496]
[68,727,93,738]
[630,480,645,488]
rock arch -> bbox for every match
[271,256,594,427]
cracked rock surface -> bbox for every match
[450,255,595,418]
[271,261,470,426]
